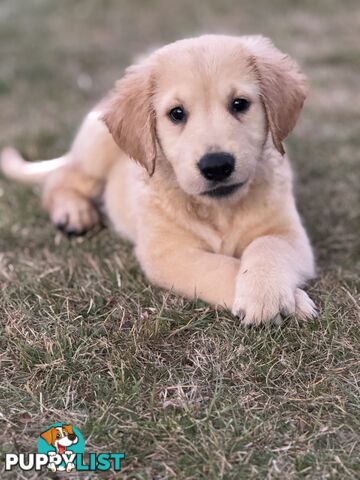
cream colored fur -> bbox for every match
[0,35,317,325]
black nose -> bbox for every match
[68,433,76,441]
[198,152,235,182]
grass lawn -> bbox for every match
[0,0,359,478]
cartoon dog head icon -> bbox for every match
[40,424,78,455]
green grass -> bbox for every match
[0,0,359,478]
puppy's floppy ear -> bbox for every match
[63,424,73,435]
[243,36,307,154]
[40,428,56,445]
[101,63,157,175]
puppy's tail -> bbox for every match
[0,147,68,185]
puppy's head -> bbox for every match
[102,35,306,200]
[40,425,77,450]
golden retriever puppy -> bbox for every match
[0,35,317,325]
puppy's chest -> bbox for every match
[216,233,239,257]
[193,215,245,257]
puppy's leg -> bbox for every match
[47,452,57,472]
[42,110,120,234]
[232,232,316,325]
[136,230,240,308]
[42,165,102,235]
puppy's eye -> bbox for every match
[168,106,186,123]
[231,98,250,114]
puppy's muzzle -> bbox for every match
[198,152,235,182]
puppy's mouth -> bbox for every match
[201,182,244,198]
[57,444,66,455]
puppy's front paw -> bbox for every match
[50,192,99,236]
[294,288,318,321]
[232,275,317,326]
[232,277,294,325]
[66,462,75,472]
[47,463,57,472]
